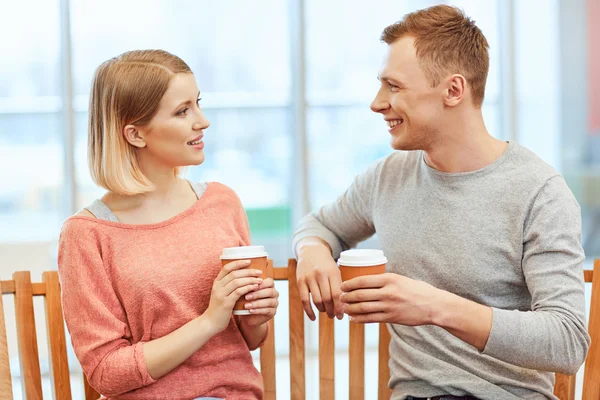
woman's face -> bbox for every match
[131,73,210,169]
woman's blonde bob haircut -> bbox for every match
[88,49,192,196]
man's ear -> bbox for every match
[443,74,466,107]
[123,125,147,148]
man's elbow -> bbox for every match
[554,331,590,375]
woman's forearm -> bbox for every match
[236,318,268,350]
[143,314,220,379]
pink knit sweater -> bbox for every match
[58,183,264,400]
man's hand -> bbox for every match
[340,273,439,325]
[340,273,493,351]
[296,238,343,320]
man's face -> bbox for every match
[371,36,446,151]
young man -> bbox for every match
[292,5,589,400]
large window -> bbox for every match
[0,0,596,398]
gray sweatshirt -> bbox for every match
[291,141,590,400]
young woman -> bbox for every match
[58,50,278,400]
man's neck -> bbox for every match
[423,113,508,173]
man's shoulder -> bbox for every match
[508,142,560,181]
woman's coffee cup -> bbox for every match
[220,245,268,315]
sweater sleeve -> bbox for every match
[58,219,156,396]
[482,176,590,374]
[291,158,383,259]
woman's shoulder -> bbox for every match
[203,181,243,204]
[74,209,96,218]
[60,208,103,241]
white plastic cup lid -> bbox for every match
[220,245,268,260]
[337,249,387,267]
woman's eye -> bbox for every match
[196,97,202,107]
[177,107,190,116]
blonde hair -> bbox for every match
[381,5,489,107]
[88,49,192,195]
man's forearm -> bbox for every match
[430,290,493,351]
[295,236,332,258]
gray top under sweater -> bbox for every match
[292,141,590,400]
[85,181,207,221]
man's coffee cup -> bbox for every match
[338,249,387,281]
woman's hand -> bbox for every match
[239,277,279,327]
[205,260,264,333]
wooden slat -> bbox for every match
[288,259,305,400]
[84,373,100,400]
[349,321,364,400]
[273,267,288,280]
[584,269,593,283]
[43,271,72,400]
[318,313,334,400]
[261,318,277,400]
[378,323,392,400]
[554,373,576,400]
[261,260,277,400]
[13,271,43,399]
[0,290,14,398]
[2,281,46,295]
[582,260,600,399]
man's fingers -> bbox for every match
[308,280,325,313]
[340,288,383,304]
[297,281,316,321]
[343,300,385,315]
[340,274,387,292]
[329,273,344,320]
[348,312,388,324]
[317,275,335,318]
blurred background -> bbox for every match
[0,0,598,398]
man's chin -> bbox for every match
[390,137,422,152]
[390,137,409,151]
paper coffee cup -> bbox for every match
[220,245,268,315]
[337,249,387,281]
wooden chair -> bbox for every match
[0,271,100,400]
[553,260,600,400]
[266,259,600,400]
[1,259,598,400]
[263,259,392,400]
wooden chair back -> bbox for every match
[0,259,597,399]
[554,260,600,400]
[0,271,100,400]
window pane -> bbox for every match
[71,0,290,95]
[0,0,63,242]
[307,106,392,209]
[188,107,293,265]
[305,0,441,102]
